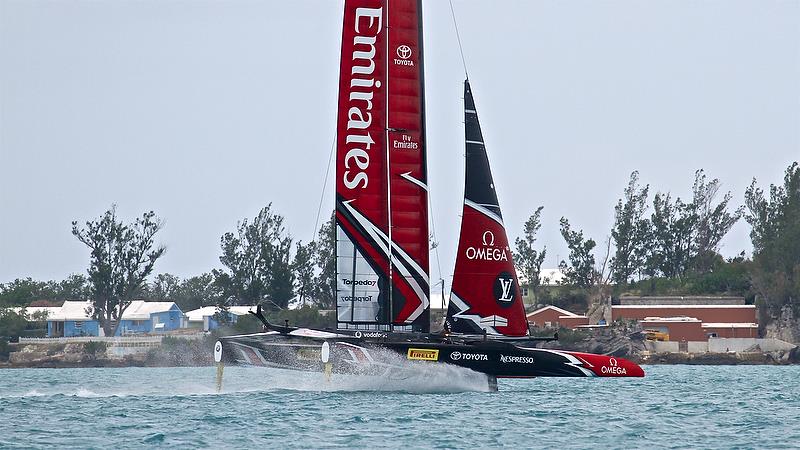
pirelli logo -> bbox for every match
[407,348,439,361]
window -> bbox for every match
[521,287,529,297]
[74,321,83,329]
[544,321,552,328]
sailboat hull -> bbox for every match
[217,332,644,378]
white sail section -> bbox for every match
[336,225,382,325]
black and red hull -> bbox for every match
[217,331,644,379]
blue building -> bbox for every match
[46,301,186,337]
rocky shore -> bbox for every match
[533,321,800,366]
[1,338,215,369]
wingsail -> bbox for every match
[335,0,430,332]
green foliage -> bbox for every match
[83,341,108,360]
[230,314,264,334]
[0,308,28,340]
[691,170,745,273]
[0,274,89,307]
[311,213,336,308]
[213,204,295,310]
[293,241,315,306]
[268,306,336,330]
[610,171,650,284]
[646,170,743,278]
[144,273,221,312]
[0,339,9,361]
[535,286,589,313]
[553,327,591,345]
[745,162,800,313]
[56,274,91,301]
[147,273,181,301]
[558,218,598,288]
[514,206,547,297]
[647,192,696,278]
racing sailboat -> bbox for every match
[215,0,644,386]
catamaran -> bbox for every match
[215,0,644,389]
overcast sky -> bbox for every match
[1,0,798,289]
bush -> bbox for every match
[554,327,591,344]
[0,339,9,361]
[268,306,336,329]
[83,341,108,359]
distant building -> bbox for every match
[526,305,589,329]
[184,306,258,331]
[46,301,185,337]
[616,296,745,306]
[614,298,758,342]
[640,317,758,342]
[612,304,756,324]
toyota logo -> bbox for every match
[397,45,412,60]
[450,351,462,361]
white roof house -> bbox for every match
[7,306,62,319]
[47,301,94,321]
[122,301,179,320]
[185,306,257,323]
[526,305,580,319]
[46,300,180,321]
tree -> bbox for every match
[558,218,598,289]
[213,204,295,310]
[312,213,336,309]
[610,171,650,284]
[72,206,166,337]
[645,170,743,279]
[514,206,547,300]
[147,273,181,301]
[0,275,90,307]
[690,170,744,273]
[143,273,221,312]
[745,162,800,313]
[0,308,28,340]
[175,273,220,312]
[292,241,315,306]
[647,193,696,278]
[0,278,57,307]
[56,274,90,300]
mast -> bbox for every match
[445,80,529,337]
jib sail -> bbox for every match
[335,0,430,332]
[445,80,529,337]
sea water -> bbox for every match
[0,365,798,449]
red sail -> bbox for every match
[445,80,529,337]
[335,0,429,331]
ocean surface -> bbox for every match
[1,365,798,449]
